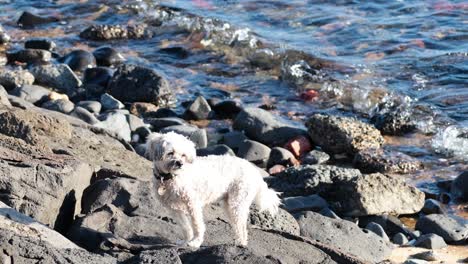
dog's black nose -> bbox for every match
[174,160,182,168]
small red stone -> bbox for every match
[269,164,286,175]
[285,135,313,157]
[300,90,319,101]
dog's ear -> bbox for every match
[145,133,163,161]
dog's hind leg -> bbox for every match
[226,191,255,246]
[186,202,205,249]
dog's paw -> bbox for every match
[187,238,203,249]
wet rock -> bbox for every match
[76,100,101,114]
[415,214,467,243]
[125,248,181,264]
[197,144,235,157]
[24,38,56,51]
[212,100,242,119]
[392,233,409,245]
[318,207,340,219]
[184,95,212,120]
[17,11,59,28]
[353,148,423,174]
[421,199,442,214]
[331,173,425,217]
[248,48,281,70]
[249,207,300,235]
[237,139,271,167]
[93,46,124,66]
[372,108,416,135]
[298,211,393,263]
[10,84,51,105]
[79,24,152,40]
[129,102,159,117]
[233,107,308,146]
[306,114,384,155]
[0,24,10,44]
[0,85,10,107]
[145,117,187,132]
[41,99,74,114]
[410,251,439,261]
[301,149,330,165]
[59,50,96,72]
[160,125,207,148]
[414,234,447,249]
[6,48,52,64]
[95,112,131,142]
[451,171,468,202]
[30,64,82,97]
[180,245,280,264]
[267,147,298,169]
[281,195,328,213]
[0,68,35,91]
[100,93,124,110]
[219,130,248,153]
[284,135,313,157]
[71,106,99,125]
[267,164,361,197]
[365,222,390,242]
[107,64,174,105]
[159,46,190,59]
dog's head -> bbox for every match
[145,132,196,176]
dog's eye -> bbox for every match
[167,151,174,157]
[181,154,186,158]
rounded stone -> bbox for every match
[93,46,125,66]
[60,50,96,72]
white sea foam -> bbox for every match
[432,125,468,161]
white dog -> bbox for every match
[145,132,280,249]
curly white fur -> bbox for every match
[145,132,280,248]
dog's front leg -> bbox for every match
[175,211,193,246]
[186,203,205,249]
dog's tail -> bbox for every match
[255,181,281,215]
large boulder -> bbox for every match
[233,107,308,146]
[30,64,82,97]
[330,173,425,216]
[306,114,384,155]
[107,64,175,105]
[267,165,361,197]
[297,212,393,263]
[415,214,467,243]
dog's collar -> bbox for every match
[154,170,175,182]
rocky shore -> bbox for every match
[0,4,467,264]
